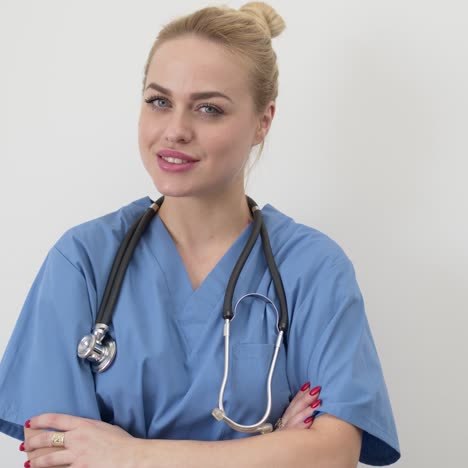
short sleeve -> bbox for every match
[289,258,401,466]
[0,246,102,441]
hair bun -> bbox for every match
[240,2,286,38]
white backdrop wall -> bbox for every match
[1,1,467,466]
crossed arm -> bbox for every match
[23,387,362,467]
[25,416,361,468]
[134,415,362,468]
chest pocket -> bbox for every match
[227,342,291,428]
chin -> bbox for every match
[152,180,196,198]
[149,173,231,200]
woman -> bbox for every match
[0,2,400,466]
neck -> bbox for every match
[157,190,253,251]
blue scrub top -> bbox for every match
[0,196,400,465]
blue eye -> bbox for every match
[144,96,169,108]
[200,104,220,114]
[144,95,223,117]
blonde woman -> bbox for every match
[0,2,400,467]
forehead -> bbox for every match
[146,36,250,99]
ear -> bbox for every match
[252,101,276,146]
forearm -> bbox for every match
[135,427,360,468]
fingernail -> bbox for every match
[309,386,321,397]
[24,420,31,428]
[311,399,322,409]
[19,442,25,451]
[304,416,314,424]
[24,461,31,468]
[300,382,310,392]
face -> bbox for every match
[138,35,274,199]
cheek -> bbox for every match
[138,114,152,146]
[207,121,255,163]
[138,115,159,159]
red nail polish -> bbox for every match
[301,382,310,392]
[309,386,321,397]
[24,420,31,428]
[311,399,322,409]
[24,461,31,468]
[304,416,314,424]
[19,442,25,451]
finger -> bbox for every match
[304,415,315,428]
[24,431,68,452]
[27,449,74,468]
[27,413,93,431]
[281,393,322,431]
[282,384,321,420]
[285,401,321,429]
[293,383,321,409]
[282,383,311,417]
[288,381,311,406]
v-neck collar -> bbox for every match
[138,196,256,316]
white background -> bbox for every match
[1,1,467,466]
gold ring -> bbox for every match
[51,431,65,448]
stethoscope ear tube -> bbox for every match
[78,197,164,373]
[97,197,164,325]
[222,200,263,321]
[222,196,288,335]
[260,222,288,334]
[96,216,142,324]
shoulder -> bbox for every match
[261,203,352,275]
[52,196,152,271]
[261,203,360,311]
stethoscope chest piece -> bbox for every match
[77,323,116,373]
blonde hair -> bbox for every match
[141,2,286,158]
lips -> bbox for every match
[156,148,199,173]
[157,149,198,162]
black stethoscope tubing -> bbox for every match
[96,197,163,325]
[78,195,289,431]
[96,195,288,337]
[223,197,288,333]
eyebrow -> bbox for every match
[145,82,233,103]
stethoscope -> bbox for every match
[77,196,288,434]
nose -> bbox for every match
[163,110,193,144]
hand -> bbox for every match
[275,382,322,431]
[22,413,139,468]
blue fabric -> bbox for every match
[0,196,400,465]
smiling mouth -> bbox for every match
[159,155,192,165]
